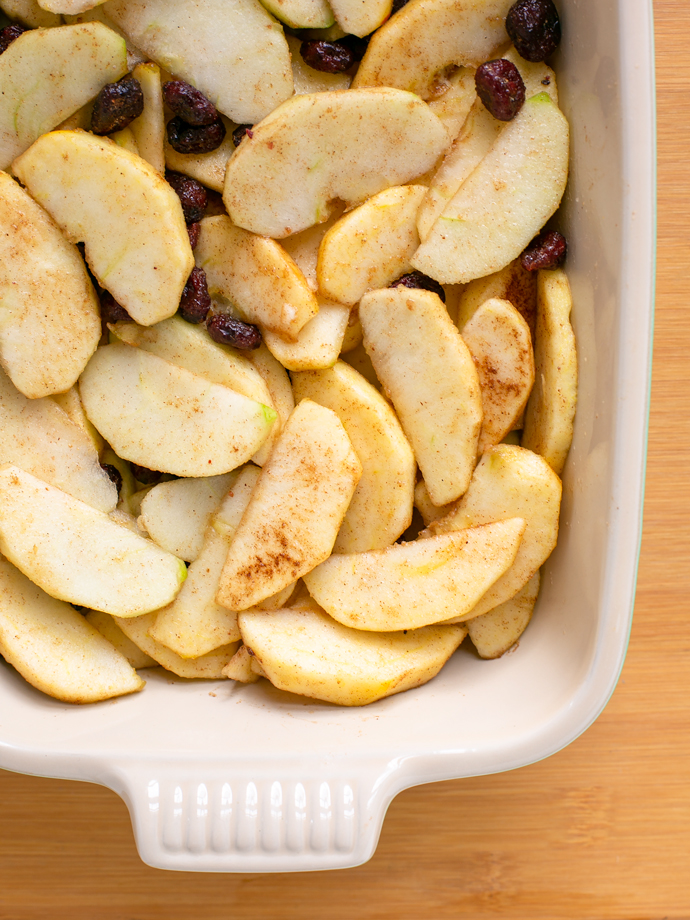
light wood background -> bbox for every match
[1,2,687,917]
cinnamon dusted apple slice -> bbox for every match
[37,0,107,12]
[1,0,61,27]
[164,116,236,193]
[0,22,127,168]
[287,34,350,95]
[105,0,293,123]
[262,302,351,371]
[260,0,334,29]
[223,88,448,238]
[467,572,540,659]
[0,172,101,398]
[85,610,157,669]
[129,61,165,175]
[456,258,537,338]
[328,0,390,38]
[13,131,194,326]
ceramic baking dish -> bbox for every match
[0,0,655,872]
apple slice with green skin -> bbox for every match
[353,0,513,97]
[246,344,295,445]
[317,185,427,306]
[223,88,449,239]
[0,367,117,512]
[13,130,194,326]
[259,0,334,29]
[412,93,570,285]
[0,171,101,398]
[1,0,61,27]
[293,360,415,552]
[328,0,390,38]
[85,609,157,669]
[0,466,187,617]
[129,61,164,175]
[0,556,144,703]
[467,571,540,659]
[360,288,482,506]
[0,22,127,168]
[80,343,276,478]
[216,399,362,612]
[104,0,293,124]
[237,597,467,706]
[303,518,525,631]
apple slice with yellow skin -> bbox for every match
[237,596,468,706]
[129,61,164,175]
[293,360,415,552]
[13,131,194,326]
[223,88,449,239]
[0,466,187,617]
[0,171,101,398]
[0,22,127,168]
[217,400,362,611]
[0,556,144,703]
[360,287,482,505]
[303,518,525,631]
[456,258,537,338]
[1,0,61,26]
[328,0,390,38]
[467,571,540,658]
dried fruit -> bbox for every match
[130,463,162,485]
[475,59,526,121]
[166,116,226,154]
[187,221,201,250]
[206,313,262,350]
[99,290,132,324]
[506,0,561,63]
[0,23,28,55]
[165,171,208,224]
[337,34,370,62]
[232,124,253,148]
[521,230,567,270]
[389,270,446,303]
[178,266,211,324]
[300,40,354,74]
[162,80,219,126]
[100,463,122,496]
[90,76,144,136]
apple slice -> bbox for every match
[79,343,275,478]
[0,171,101,398]
[1,0,61,27]
[105,0,293,124]
[51,386,104,455]
[85,609,157,669]
[456,258,537,338]
[521,269,577,476]
[317,185,427,306]
[263,302,351,371]
[164,116,236,193]
[328,0,390,38]
[467,571,540,659]
[303,518,525,631]
[110,126,139,155]
[222,644,261,683]
[129,61,164,175]
[0,556,144,703]
[360,288,482,505]
[0,22,127,168]
[13,130,194,326]
[216,399,362,611]
[0,367,117,512]
[223,88,449,238]
[37,0,108,12]
[414,479,450,527]
[237,597,467,706]
[0,466,187,616]
[287,34,350,95]
[246,344,295,447]
[260,0,334,30]
[353,0,513,97]
[293,360,415,552]
[411,92,570,284]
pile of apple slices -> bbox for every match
[0,0,576,707]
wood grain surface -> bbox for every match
[1,2,688,918]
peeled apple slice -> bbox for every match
[37,0,108,12]
[0,466,187,617]
[0,0,62,27]
[328,0,390,38]
[467,571,540,659]
[259,0,334,29]
[13,130,194,326]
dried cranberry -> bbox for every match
[506,0,561,63]
[475,59,525,121]
[187,221,201,249]
[166,116,226,154]
[232,124,253,148]
[520,230,567,270]
[130,464,162,485]
[390,271,446,303]
[0,23,27,55]
[99,290,132,323]
[91,76,144,135]
[337,34,370,62]
[162,80,219,126]
[165,171,208,223]
[206,313,262,350]
[100,463,123,495]
[179,267,211,324]
[300,39,354,74]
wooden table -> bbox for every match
[1,2,688,917]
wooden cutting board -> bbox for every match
[1,2,688,917]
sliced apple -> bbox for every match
[64,5,148,68]
[426,66,476,142]
[110,126,139,156]
[0,556,144,703]
[280,204,346,292]
[340,340,382,391]
[237,597,467,705]
[105,0,293,124]
[467,571,540,658]
[261,0,334,30]
[456,258,537,338]
[303,518,524,631]
[13,130,194,326]
[163,116,236,193]
[85,609,157,669]
[317,185,427,306]
[0,22,127,168]
[360,287,482,505]
[223,88,449,238]
[222,644,261,683]
[293,360,415,552]
[328,0,390,38]
[129,61,164,175]
[427,444,561,618]
[0,466,187,616]
[1,0,61,27]
[461,297,535,453]
[217,399,362,611]
[263,302,350,371]
[79,343,275,478]
[37,0,107,12]
[0,171,101,398]
[287,34,350,95]
[50,386,104,455]
[246,344,295,446]
[521,269,577,476]
[413,479,450,526]
[412,92,570,284]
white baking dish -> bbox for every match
[0,0,655,872]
